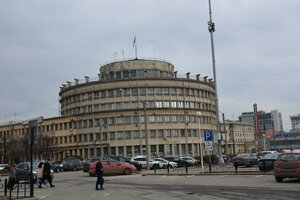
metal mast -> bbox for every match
[207,0,224,164]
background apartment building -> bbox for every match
[239,110,283,132]
[290,114,300,132]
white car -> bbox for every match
[153,158,178,168]
[132,156,164,169]
[0,164,8,171]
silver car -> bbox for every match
[16,161,54,183]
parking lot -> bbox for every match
[2,166,299,200]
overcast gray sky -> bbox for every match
[1,0,299,131]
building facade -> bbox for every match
[220,121,255,155]
[0,59,222,163]
[290,114,300,131]
[271,132,300,151]
[239,110,283,132]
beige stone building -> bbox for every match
[220,121,256,155]
[1,59,226,163]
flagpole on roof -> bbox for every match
[133,35,138,59]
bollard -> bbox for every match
[208,162,212,174]
[4,179,7,196]
[167,163,170,174]
[185,163,188,175]
[9,186,12,200]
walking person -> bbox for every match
[37,162,44,188]
[233,161,238,174]
[39,160,55,188]
[7,162,17,190]
[95,161,104,190]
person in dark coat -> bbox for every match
[233,161,238,174]
[39,160,55,188]
[95,161,104,190]
[7,162,17,190]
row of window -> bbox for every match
[0,121,255,140]
[52,143,199,159]
[10,129,202,148]
[44,129,202,145]
[100,69,173,81]
[0,114,215,138]
[62,100,215,116]
[61,87,214,106]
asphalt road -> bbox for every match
[3,170,300,200]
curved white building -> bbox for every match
[0,58,218,162]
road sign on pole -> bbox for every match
[204,131,214,152]
[22,116,43,197]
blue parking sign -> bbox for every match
[204,131,213,141]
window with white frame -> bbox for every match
[150,130,156,138]
[125,131,131,139]
[171,115,177,122]
[158,130,163,138]
[178,101,184,108]
[171,101,177,108]
[110,132,115,140]
[156,101,163,108]
[148,115,155,123]
[156,115,163,122]
[133,131,139,138]
[117,131,123,139]
[164,115,170,122]
[116,117,123,124]
[163,101,170,107]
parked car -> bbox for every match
[16,161,54,183]
[131,156,164,169]
[62,158,83,171]
[257,151,277,159]
[232,153,258,167]
[179,156,199,166]
[258,152,280,171]
[0,164,9,172]
[152,158,178,168]
[88,160,137,176]
[274,152,300,182]
[51,161,63,173]
[83,158,101,173]
[107,156,142,171]
[164,156,190,167]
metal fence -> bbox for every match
[0,179,32,200]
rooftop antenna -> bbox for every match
[153,43,156,59]
[113,52,118,61]
[207,0,224,165]
[121,49,125,60]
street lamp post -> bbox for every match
[221,112,227,157]
[97,121,104,158]
[138,80,143,155]
[207,0,224,165]
[196,112,204,174]
[143,102,150,171]
[272,121,276,151]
